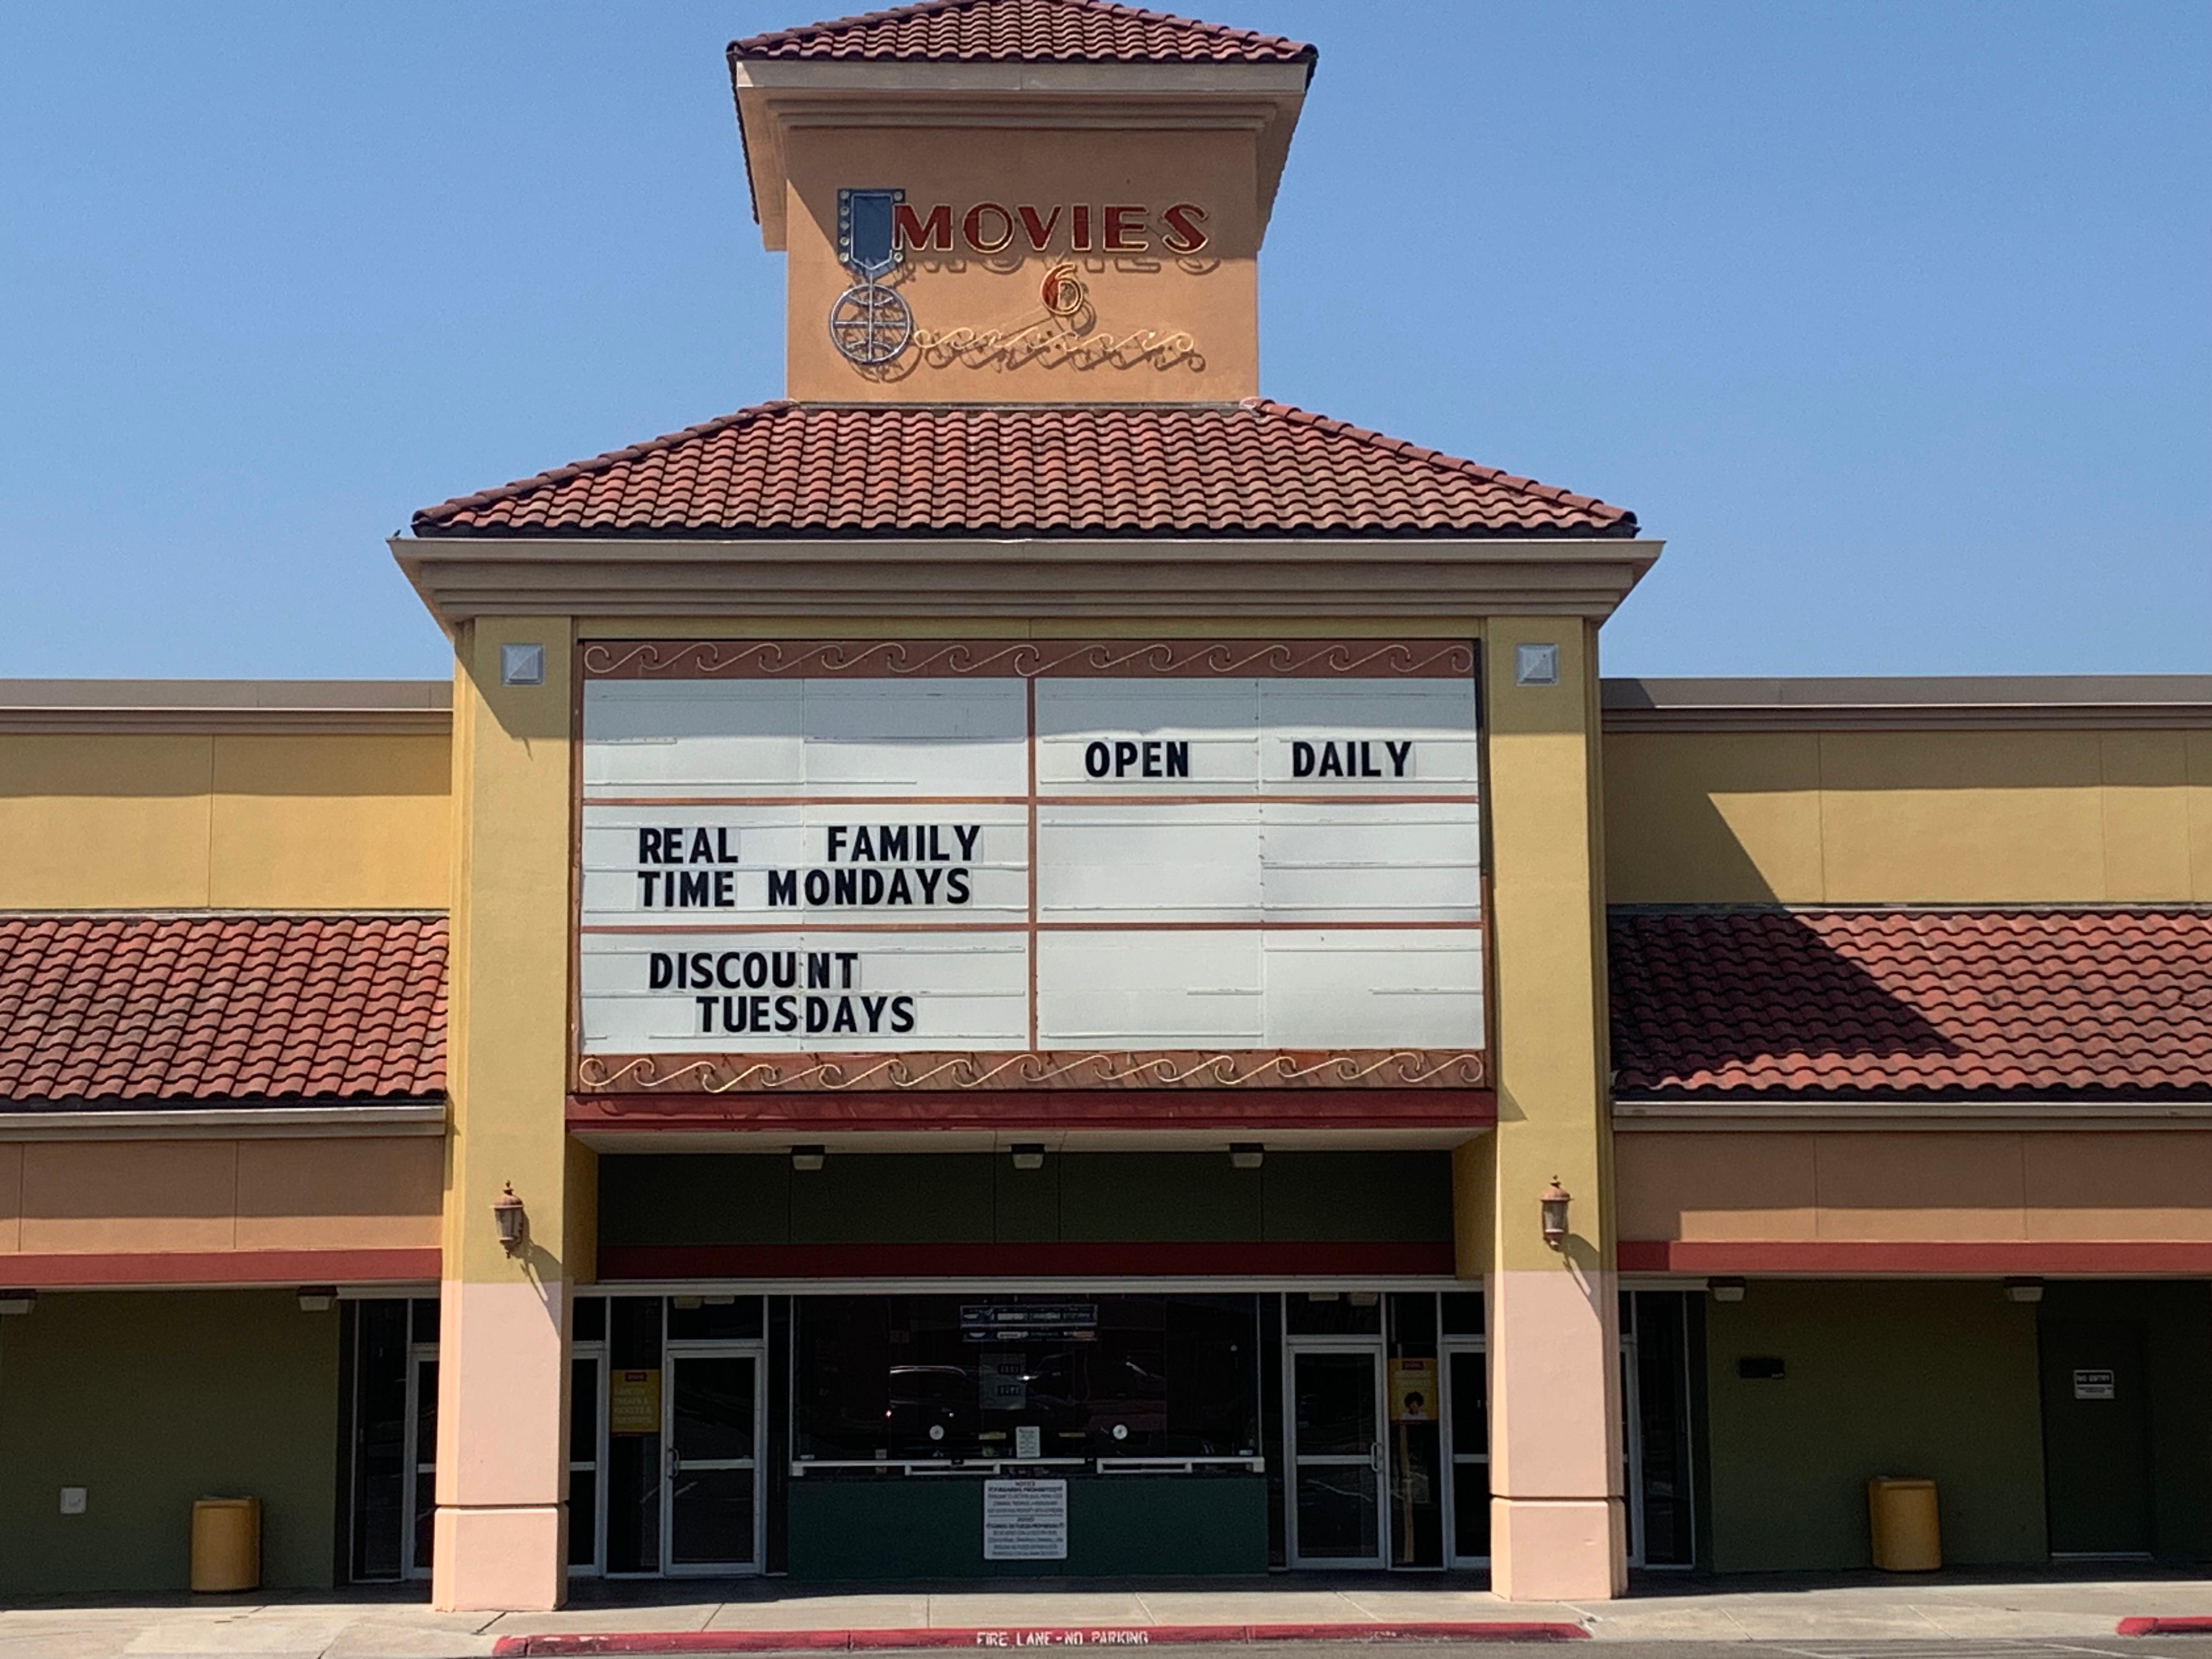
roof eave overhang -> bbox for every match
[389,533,1664,630]
[0,1102,449,1141]
[727,58,1311,247]
[1613,1097,2212,1131]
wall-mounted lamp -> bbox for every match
[1709,1277,1747,1304]
[1539,1178,1572,1249]
[791,1145,826,1172]
[2004,1277,2045,1304]
[1229,1143,1265,1170]
[0,1289,35,1316]
[492,1183,528,1255]
[1011,1144,1046,1171]
[296,1285,336,1313]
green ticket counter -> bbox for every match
[787,1474,1269,1578]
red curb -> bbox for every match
[2118,1617,2212,1635]
[494,1623,1590,1655]
[1247,1626,1586,1644]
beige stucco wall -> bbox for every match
[0,732,450,910]
[1603,727,2212,904]
[0,1136,444,1257]
[1616,1129,2212,1243]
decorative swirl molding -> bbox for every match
[581,639,1476,681]
[575,1048,1486,1094]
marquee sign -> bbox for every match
[573,640,1486,1094]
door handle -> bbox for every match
[1370,1442,1383,1472]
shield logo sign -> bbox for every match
[838,188,905,280]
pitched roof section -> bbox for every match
[0,915,447,1106]
[730,0,1314,69]
[1610,907,2212,1099]
[411,400,1637,540]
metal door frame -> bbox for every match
[401,1341,438,1582]
[1284,1336,1390,1569]
[1440,1336,1488,1570]
[659,1341,767,1577]
[569,1341,609,1578]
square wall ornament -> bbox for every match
[1514,642,1560,686]
[500,642,546,686]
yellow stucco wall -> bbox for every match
[0,732,450,910]
[1604,727,2212,905]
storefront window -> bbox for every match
[794,1294,1260,1466]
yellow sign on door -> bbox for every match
[611,1368,662,1435]
[1390,1358,1437,1424]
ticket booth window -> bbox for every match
[793,1293,1262,1469]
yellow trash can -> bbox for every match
[1868,1476,1941,1572]
[189,1497,261,1593]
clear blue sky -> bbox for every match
[3,2,2206,681]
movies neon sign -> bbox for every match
[893,202,1210,256]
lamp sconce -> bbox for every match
[1539,1178,1572,1249]
[296,1285,336,1313]
[791,1145,826,1172]
[1709,1277,1747,1304]
[1010,1143,1046,1172]
[492,1183,528,1255]
[2004,1277,2045,1304]
[0,1289,34,1316]
[1229,1143,1265,1171]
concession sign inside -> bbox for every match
[574,640,1487,1093]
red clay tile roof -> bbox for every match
[0,915,447,1105]
[1610,907,2212,1099]
[730,0,1314,69]
[411,400,1636,539]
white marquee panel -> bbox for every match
[579,930,1030,1052]
[1035,802,1482,925]
[1034,678,1480,797]
[584,678,1027,799]
[580,803,1028,927]
[1034,928,1483,1051]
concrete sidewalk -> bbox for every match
[4,1571,2212,1657]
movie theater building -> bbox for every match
[2,0,2209,1613]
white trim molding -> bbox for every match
[390,534,1664,628]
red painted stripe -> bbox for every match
[493,1623,1588,1656]
[2117,1616,2212,1634]
[1617,1239,2212,1274]
[567,1089,1493,1135]
[0,1248,442,1288]
[596,1240,1456,1280]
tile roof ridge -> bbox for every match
[412,403,796,528]
[730,0,1314,63]
[733,0,982,55]
[777,400,1252,413]
[1242,398,1634,527]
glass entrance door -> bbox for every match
[1288,1346,1387,1567]
[660,1348,763,1575]
[1442,1342,1489,1567]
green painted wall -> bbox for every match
[1704,1280,2046,1571]
[787,1475,1268,1578]
[600,1152,1452,1247]
[0,1290,340,1593]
